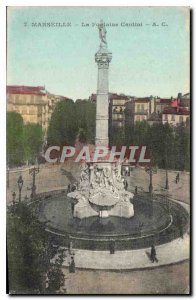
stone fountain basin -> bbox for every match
[34,191,189,250]
[89,191,119,207]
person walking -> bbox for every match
[67,184,71,193]
[135,186,138,194]
[69,256,75,273]
[177,172,180,183]
[71,202,75,216]
[109,240,115,254]
[177,216,184,239]
[150,245,158,263]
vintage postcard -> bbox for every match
[6,6,190,295]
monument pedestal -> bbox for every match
[68,161,134,219]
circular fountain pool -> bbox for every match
[33,191,189,250]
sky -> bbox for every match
[7,6,190,100]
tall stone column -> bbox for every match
[95,34,112,146]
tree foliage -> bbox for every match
[112,120,190,171]
[23,123,43,164]
[47,100,95,146]
[7,112,44,167]
[7,104,189,171]
[7,203,66,294]
[75,100,96,144]
[7,112,24,166]
[47,100,77,146]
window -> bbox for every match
[137,104,140,112]
[141,104,144,111]
[31,95,34,103]
[171,114,175,121]
[164,114,168,121]
[179,116,183,123]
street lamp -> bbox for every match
[145,164,157,195]
[145,163,157,218]
[12,191,16,205]
[165,168,169,190]
[164,153,169,190]
[164,131,170,190]
[7,166,10,189]
[29,165,39,200]
[17,175,23,203]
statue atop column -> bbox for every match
[98,19,107,47]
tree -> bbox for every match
[47,100,78,146]
[174,123,190,171]
[75,100,95,144]
[147,123,174,169]
[46,250,66,294]
[23,123,44,164]
[133,121,150,146]
[7,112,24,167]
[47,99,95,147]
[7,203,65,294]
[122,120,190,171]
[109,126,125,146]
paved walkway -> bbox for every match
[63,232,189,270]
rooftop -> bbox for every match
[7,85,46,96]
[162,107,190,115]
[90,93,130,103]
[134,98,150,103]
[159,98,172,104]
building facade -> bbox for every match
[90,92,190,128]
[90,93,131,128]
[162,110,190,125]
[133,97,155,122]
[7,86,69,131]
[109,94,130,128]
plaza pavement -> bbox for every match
[62,261,189,294]
[7,162,190,205]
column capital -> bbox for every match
[95,49,112,65]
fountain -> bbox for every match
[68,20,134,219]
